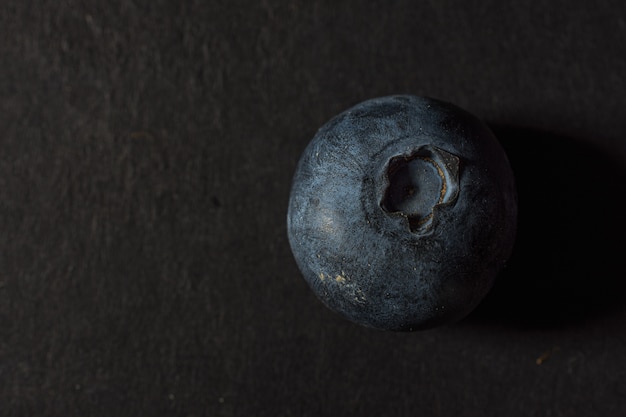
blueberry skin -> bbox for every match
[287,95,517,331]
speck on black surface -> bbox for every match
[1,1,626,416]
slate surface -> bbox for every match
[1,1,626,416]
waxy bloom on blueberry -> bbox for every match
[287,95,517,331]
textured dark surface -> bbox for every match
[1,1,626,416]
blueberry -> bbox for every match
[287,95,517,331]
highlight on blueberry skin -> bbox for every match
[287,95,517,331]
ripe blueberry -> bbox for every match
[287,95,517,331]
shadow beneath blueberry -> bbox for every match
[467,126,626,329]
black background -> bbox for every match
[2,1,626,416]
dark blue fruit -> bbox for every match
[287,95,517,331]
